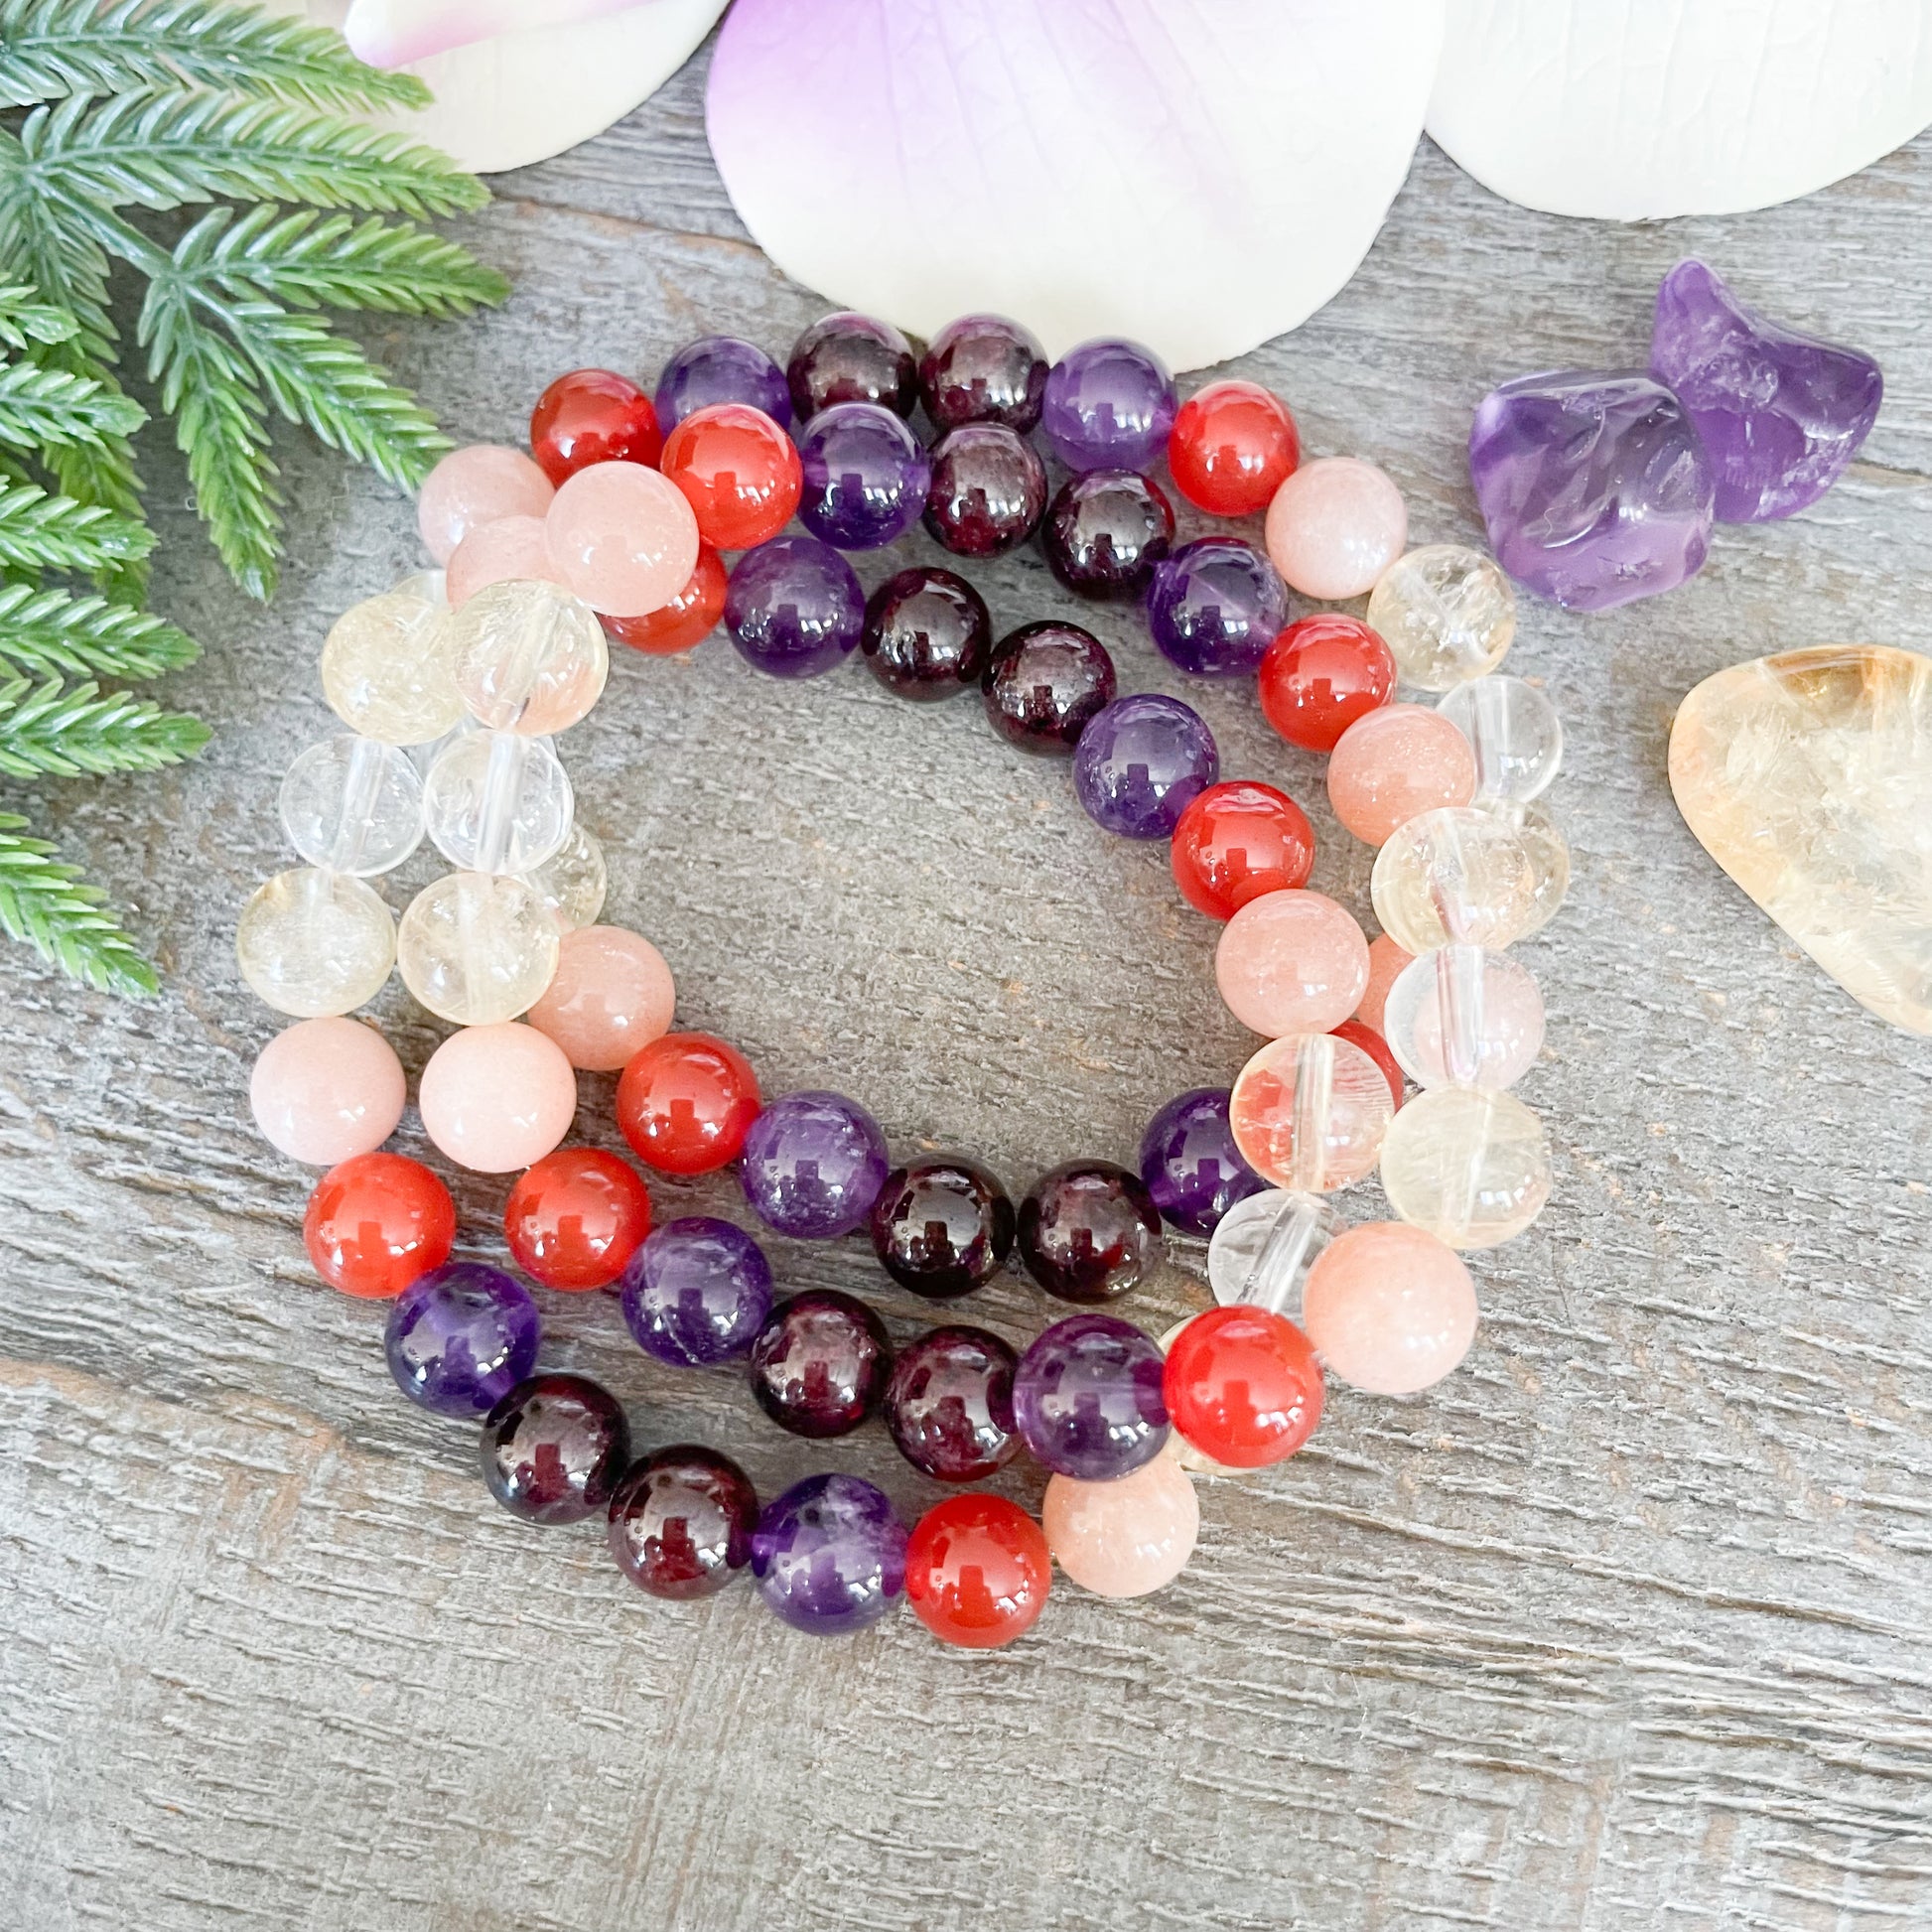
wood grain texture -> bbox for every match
[5,38,1932,1932]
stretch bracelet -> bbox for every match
[236,309,1569,1648]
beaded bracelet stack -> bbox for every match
[236,308,1570,1649]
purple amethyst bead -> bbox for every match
[883,1324,1020,1482]
[919,314,1049,433]
[752,1472,908,1635]
[1468,369,1716,612]
[621,1216,773,1367]
[1146,537,1289,677]
[1650,257,1882,523]
[725,535,864,677]
[1137,1087,1266,1238]
[654,335,792,432]
[1072,693,1219,841]
[384,1262,540,1418]
[796,402,931,550]
[739,1089,890,1238]
[1012,1312,1169,1480]
[1041,338,1177,472]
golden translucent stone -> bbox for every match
[1669,645,1932,1035]
[1380,1087,1551,1250]
[520,821,608,932]
[236,866,395,1017]
[1367,543,1516,692]
[1369,805,1539,954]
[448,579,609,735]
[397,872,560,1026]
[320,592,463,746]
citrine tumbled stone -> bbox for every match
[503,1147,652,1291]
[304,1151,456,1299]
[1168,379,1301,515]
[1258,614,1397,754]
[905,1493,1050,1649]
[1170,780,1314,920]
[616,1032,762,1174]
[1163,1303,1323,1468]
[529,368,662,484]
[658,403,802,551]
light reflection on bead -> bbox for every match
[1369,806,1540,955]
[1379,1086,1551,1249]
[448,579,609,735]
[1382,944,1544,1091]
[397,870,559,1026]
[321,592,463,747]
[279,734,423,877]
[1228,1033,1393,1191]
[236,866,395,1018]
[1366,544,1516,691]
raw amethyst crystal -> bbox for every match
[1650,258,1882,523]
[1468,370,1715,612]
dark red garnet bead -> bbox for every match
[982,621,1117,755]
[924,424,1047,557]
[862,566,993,700]
[480,1373,631,1525]
[869,1155,1015,1299]
[786,311,919,421]
[608,1445,759,1599]
[883,1324,1021,1482]
[747,1289,893,1439]
[1041,469,1173,600]
[1018,1161,1164,1304]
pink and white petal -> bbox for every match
[1428,0,1932,218]
[706,0,1445,370]
[344,0,651,69]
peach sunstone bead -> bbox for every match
[1264,455,1407,600]
[1301,1221,1478,1395]
[526,926,676,1072]
[1214,889,1369,1036]
[418,445,555,566]
[1326,703,1477,846]
[417,1022,578,1173]
[546,460,701,618]
[1042,1448,1199,1597]
[250,1017,406,1165]
[446,515,564,607]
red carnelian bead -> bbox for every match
[1258,614,1397,754]
[530,369,662,484]
[617,1032,762,1175]
[504,1147,652,1291]
[304,1152,456,1300]
[1168,379,1301,516]
[1331,1019,1405,1110]
[659,403,802,551]
[1170,779,1315,920]
[904,1492,1050,1649]
[603,547,728,655]
[1164,1304,1323,1468]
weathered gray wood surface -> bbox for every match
[5,40,1932,1932]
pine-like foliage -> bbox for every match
[0,0,507,994]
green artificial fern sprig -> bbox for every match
[0,810,157,994]
[0,581,199,679]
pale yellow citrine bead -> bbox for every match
[1378,1086,1551,1250]
[397,871,560,1026]
[236,865,395,1018]
[1366,543,1515,693]
[447,579,609,735]
[519,821,608,932]
[1370,805,1539,954]
[321,591,464,746]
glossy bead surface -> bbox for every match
[384,1262,539,1417]
[445,515,564,607]
[1356,932,1413,1035]
[1506,803,1572,938]
[748,1290,892,1439]
[1369,807,1539,954]
[1137,1087,1266,1238]
[787,312,919,421]
[525,924,675,1072]
[1171,781,1315,920]
[883,1325,1020,1482]
[422,728,572,875]
[397,871,559,1027]
[1437,674,1564,806]
[616,1032,761,1174]
[1215,890,1370,1037]
[861,566,992,699]
[1204,1187,1341,1310]
[919,313,1048,432]
[447,578,609,735]
[981,621,1116,755]
[658,403,802,552]
[281,733,423,877]
[1327,704,1478,846]
[739,1089,889,1239]
[1266,455,1408,600]
[1042,1450,1197,1598]
[1072,693,1219,840]
[321,591,461,746]
[1163,1304,1322,1468]
[1042,469,1173,600]
[1332,1018,1405,1110]
[1013,1312,1169,1479]
[1302,1221,1478,1395]
[480,1373,630,1525]
[520,820,607,933]
[602,548,728,656]
[608,1446,759,1599]
[1168,379,1301,515]
[869,1156,1015,1299]
[725,534,865,678]
[419,445,554,566]
[1229,1033,1393,1191]
[1040,338,1175,472]
[546,460,701,619]
[1380,1087,1552,1249]
[530,368,661,484]
[923,423,1045,557]
[250,1017,405,1165]
[1258,614,1397,755]
[621,1215,772,1367]
[418,1022,577,1173]
[1146,537,1289,679]
[1018,1161,1163,1304]
[654,335,792,432]
[1383,944,1544,1091]
[304,1152,455,1299]
[1367,544,1516,691]
[795,400,930,550]
[905,1494,1049,1649]
[504,1147,651,1290]
[753,1473,907,1636]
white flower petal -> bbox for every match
[344,0,651,69]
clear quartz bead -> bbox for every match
[279,734,424,877]
[447,579,609,734]
[320,591,463,746]
[1382,943,1545,1091]
[519,821,608,932]
[1366,544,1515,692]
[396,870,560,1025]
[1370,805,1539,954]
[1488,799,1571,936]
[422,728,573,874]
[1229,1032,1393,1191]
[236,865,395,1017]
[1206,1188,1342,1311]
[1380,1087,1551,1249]
[1438,675,1563,804]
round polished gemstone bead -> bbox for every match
[321,589,461,746]
[601,548,728,656]
[787,312,919,421]
[869,1156,1015,1299]
[905,1493,1049,1649]
[739,1090,890,1238]
[1302,1221,1477,1394]
[748,1290,893,1439]
[1171,781,1315,920]
[861,566,992,699]
[923,423,1046,557]
[1266,455,1408,600]
[1042,1449,1197,1598]
[1356,932,1414,1035]
[753,1472,907,1636]
[1018,1160,1163,1303]
[546,460,701,620]
[1137,1087,1266,1237]
[981,621,1117,755]
[1072,692,1219,840]
[530,368,661,483]
[725,534,865,678]
[503,1147,652,1291]
[1042,470,1173,600]
[1379,1086,1552,1249]
[236,866,396,1020]
[418,445,554,565]
[658,403,802,552]
[796,401,931,549]
[1215,890,1371,1037]
[445,577,608,735]
[1332,1018,1406,1110]
[616,1031,761,1174]
[1368,544,1516,692]
[1381,944,1543,1092]
[1258,614,1398,755]
[1168,379,1301,515]
[1013,1312,1170,1479]
[1041,338,1176,472]
[396,873,559,1031]
[251,1017,406,1166]
[1373,806,1543,955]
[883,1324,1020,1481]
[525,924,675,1073]
[417,1023,578,1174]
[446,515,563,608]
[608,1445,759,1599]
[919,314,1049,432]
[384,1262,540,1417]
[654,335,792,432]
[481,1372,630,1525]
[621,1215,772,1367]
[1146,537,1289,678]
[1230,1033,1394,1192]
[1163,1304,1323,1468]
[305,1152,455,1299]
[1328,704,1479,846]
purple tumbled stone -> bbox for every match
[1040,338,1176,473]
[796,401,931,550]
[1650,257,1882,523]
[1012,1312,1169,1480]
[739,1089,891,1238]
[1137,1087,1266,1238]
[1468,369,1715,612]
[753,1472,907,1636]
[384,1263,540,1418]
[1072,692,1218,840]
